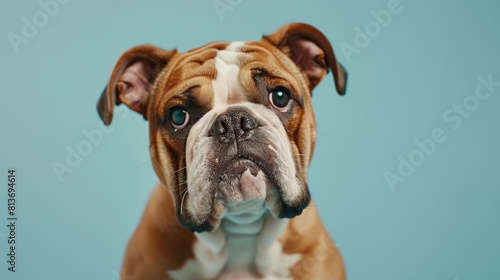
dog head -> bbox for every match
[97,23,347,233]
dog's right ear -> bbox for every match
[97,44,178,125]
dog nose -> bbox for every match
[209,110,258,143]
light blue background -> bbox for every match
[1,0,499,279]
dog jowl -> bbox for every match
[97,23,347,280]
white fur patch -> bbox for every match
[167,212,301,280]
[212,41,246,110]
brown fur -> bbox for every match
[97,23,347,280]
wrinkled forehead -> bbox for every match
[153,40,303,113]
[167,40,295,80]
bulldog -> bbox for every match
[97,23,347,280]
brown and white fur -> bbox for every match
[97,23,347,280]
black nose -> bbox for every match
[208,110,259,143]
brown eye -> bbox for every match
[170,107,190,130]
[269,87,291,110]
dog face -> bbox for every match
[97,23,346,233]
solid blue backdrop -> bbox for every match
[1,0,499,279]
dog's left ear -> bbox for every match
[263,23,347,95]
[97,44,178,125]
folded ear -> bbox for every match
[97,44,178,125]
[263,23,347,95]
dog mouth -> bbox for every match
[180,154,309,233]
[219,158,262,183]
[215,156,269,204]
